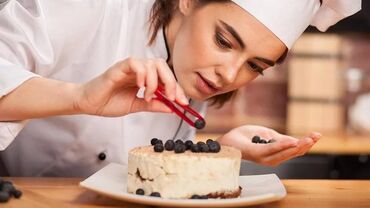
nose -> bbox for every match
[215,61,242,85]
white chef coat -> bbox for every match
[0,0,206,177]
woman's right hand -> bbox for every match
[74,58,188,117]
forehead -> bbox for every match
[194,2,286,59]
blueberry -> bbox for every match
[191,144,200,153]
[196,141,208,152]
[259,139,268,144]
[154,144,164,152]
[0,192,10,203]
[164,140,175,151]
[194,119,206,129]
[200,144,209,152]
[200,195,208,199]
[206,139,214,146]
[12,190,22,199]
[197,141,205,146]
[151,138,158,146]
[208,141,221,153]
[150,192,161,197]
[190,194,201,199]
[156,140,163,145]
[174,144,186,153]
[251,136,261,143]
[184,140,193,150]
[2,181,12,185]
[1,183,14,193]
[175,140,184,145]
[268,139,276,143]
[136,188,145,195]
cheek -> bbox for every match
[172,23,217,74]
[227,71,257,90]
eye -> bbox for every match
[247,61,264,75]
[215,32,232,49]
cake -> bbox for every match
[127,139,242,199]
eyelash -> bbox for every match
[215,31,264,76]
[215,32,232,49]
[248,62,264,75]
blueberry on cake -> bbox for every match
[127,139,242,199]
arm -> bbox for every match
[0,77,78,121]
[0,58,189,122]
[0,1,187,150]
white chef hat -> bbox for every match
[231,0,362,49]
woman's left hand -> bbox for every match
[217,125,321,166]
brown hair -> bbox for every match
[148,0,288,107]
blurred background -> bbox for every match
[198,2,370,179]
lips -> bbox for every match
[195,73,219,95]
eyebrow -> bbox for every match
[218,20,245,49]
[255,57,275,67]
[218,20,277,67]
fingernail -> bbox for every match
[312,132,322,138]
[167,92,175,101]
[181,97,189,105]
[181,100,189,105]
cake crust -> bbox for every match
[207,186,243,199]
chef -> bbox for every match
[0,0,361,176]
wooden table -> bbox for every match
[197,133,370,155]
[2,178,370,208]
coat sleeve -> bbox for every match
[0,0,53,150]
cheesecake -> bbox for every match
[127,140,242,199]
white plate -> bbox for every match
[80,163,286,207]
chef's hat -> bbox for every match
[231,0,362,49]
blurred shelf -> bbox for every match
[196,133,370,155]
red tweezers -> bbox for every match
[154,85,206,129]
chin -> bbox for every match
[181,86,205,102]
[190,95,209,102]
[188,89,214,102]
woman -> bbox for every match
[0,0,360,176]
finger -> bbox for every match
[155,59,177,101]
[263,138,314,165]
[144,64,158,102]
[268,142,315,166]
[308,132,322,142]
[270,134,299,143]
[296,137,317,155]
[175,83,189,105]
[258,139,299,157]
[127,58,146,88]
[130,98,173,113]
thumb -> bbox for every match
[130,98,173,113]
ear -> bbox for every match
[178,0,196,16]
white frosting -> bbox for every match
[127,145,241,199]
